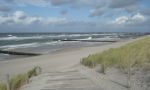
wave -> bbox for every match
[75,36,93,40]
[0,33,119,40]
[0,40,65,50]
[0,36,44,41]
[67,34,91,37]
[0,43,39,50]
[8,34,13,37]
[46,34,91,38]
[0,33,119,41]
[44,41,63,45]
[0,36,18,40]
[0,34,93,41]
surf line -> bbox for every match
[52,39,117,42]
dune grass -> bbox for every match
[10,73,28,90]
[0,66,41,90]
[27,66,41,79]
[9,66,41,90]
[81,36,150,73]
[0,82,7,90]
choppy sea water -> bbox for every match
[0,33,145,61]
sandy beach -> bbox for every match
[0,36,149,90]
[0,38,137,77]
[0,0,149,89]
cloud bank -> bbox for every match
[0,0,149,32]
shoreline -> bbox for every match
[0,37,144,80]
[0,41,113,61]
[0,38,129,61]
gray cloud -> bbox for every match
[0,0,149,32]
[109,0,140,8]
[124,5,138,13]
[5,0,15,3]
[60,9,68,15]
[0,11,68,26]
[0,0,16,13]
[1,0,142,17]
[0,5,12,12]
[1,19,149,32]
[111,13,146,25]
[48,0,74,6]
[89,7,107,17]
[88,0,141,17]
[140,8,150,16]
[45,0,106,8]
[2,0,104,7]
[0,0,15,4]
[0,11,149,32]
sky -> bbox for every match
[0,0,150,32]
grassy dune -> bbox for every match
[0,82,6,90]
[0,66,41,90]
[81,36,150,73]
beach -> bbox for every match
[0,33,143,61]
[0,36,149,90]
[0,37,137,78]
[0,0,149,89]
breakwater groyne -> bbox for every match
[0,50,41,56]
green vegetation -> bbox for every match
[81,36,150,73]
[0,66,41,90]
[0,82,7,90]
[27,66,41,79]
[10,74,28,90]
[10,66,41,90]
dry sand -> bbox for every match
[0,37,148,90]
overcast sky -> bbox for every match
[0,0,150,32]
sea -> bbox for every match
[0,32,146,61]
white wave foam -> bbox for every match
[44,41,63,45]
[8,35,13,37]
[0,36,18,40]
[75,36,93,40]
[46,34,91,38]
[0,36,44,41]
[0,41,65,50]
[1,43,39,50]
[68,34,90,37]
[87,37,92,40]
[0,34,97,41]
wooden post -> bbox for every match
[127,63,132,90]
[6,74,10,90]
[26,74,29,84]
[39,67,42,74]
[36,67,42,75]
[101,61,106,74]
